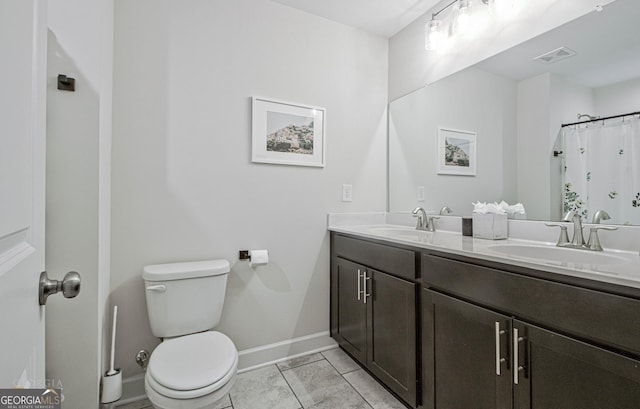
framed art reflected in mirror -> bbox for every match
[437,128,476,176]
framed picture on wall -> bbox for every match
[251,97,326,167]
[437,127,477,176]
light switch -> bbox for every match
[342,184,353,202]
[416,186,425,202]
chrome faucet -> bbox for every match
[412,207,427,230]
[592,210,611,224]
[439,206,452,215]
[412,207,438,231]
[548,210,618,251]
[587,210,617,250]
[545,222,570,246]
[585,225,618,251]
[562,211,586,247]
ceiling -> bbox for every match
[476,0,640,88]
[267,0,640,89]
[269,0,440,38]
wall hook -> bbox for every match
[57,74,75,91]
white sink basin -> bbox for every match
[370,227,432,242]
[488,244,628,265]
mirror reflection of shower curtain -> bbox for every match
[562,117,640,225]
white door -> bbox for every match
[0,0,48,388]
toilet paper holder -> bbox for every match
[239,249,269,266]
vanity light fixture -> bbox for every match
[425,18,444,51]
[425,0,521,51]
[424,0,456,51]
[451,0,473,35]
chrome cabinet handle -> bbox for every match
[39,271,81,305]
[513,328,525,384]
[363,272,371,304]
[357,269,363,301]
[495,322,506,376]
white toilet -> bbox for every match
[142,259,238,409]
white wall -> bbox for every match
[516,73,595,221]
[389,67,517,214]
[595,77,640,116]
[388,0,615,101]
[388,67,605,222]
[516,74,549,220]
[45,0,113,407]
[111,0,388,380]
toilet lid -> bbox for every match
[148,331,237,391]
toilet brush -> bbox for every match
[102,305,123,403]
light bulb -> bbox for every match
[425,19,443,51]
[452,0,474,36]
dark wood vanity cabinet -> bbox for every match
[513,320,640,409]
[333,257,367,363]
[422,290,512,409]
[331,232,640,409]
[422,253,640,409]
[330,233,419,407]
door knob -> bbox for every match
[39,271,81,305]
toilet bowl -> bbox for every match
[142,260,237,409]
[144,331,237,409]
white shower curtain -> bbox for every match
[562,116,640,225]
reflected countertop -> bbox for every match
[329,224,640,290]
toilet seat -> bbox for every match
[147,331,238,399]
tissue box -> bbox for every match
[472,213,508,240]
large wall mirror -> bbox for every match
[389,0,640,225]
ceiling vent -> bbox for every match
[533,47,577,64]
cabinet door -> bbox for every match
[333,257,367,363]
[423,290,512,409]
[368,269,417,407]
[513,320,640,409]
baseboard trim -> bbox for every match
[237,331,337,373]
[110,331,337,406]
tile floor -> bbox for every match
[118,347,407,409]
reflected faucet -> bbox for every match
[439,206,452,215]
[592,210,611,224]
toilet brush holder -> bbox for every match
[101,369,122,403]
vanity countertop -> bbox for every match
[330,224,640,290]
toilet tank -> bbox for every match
[142,259,230,338]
